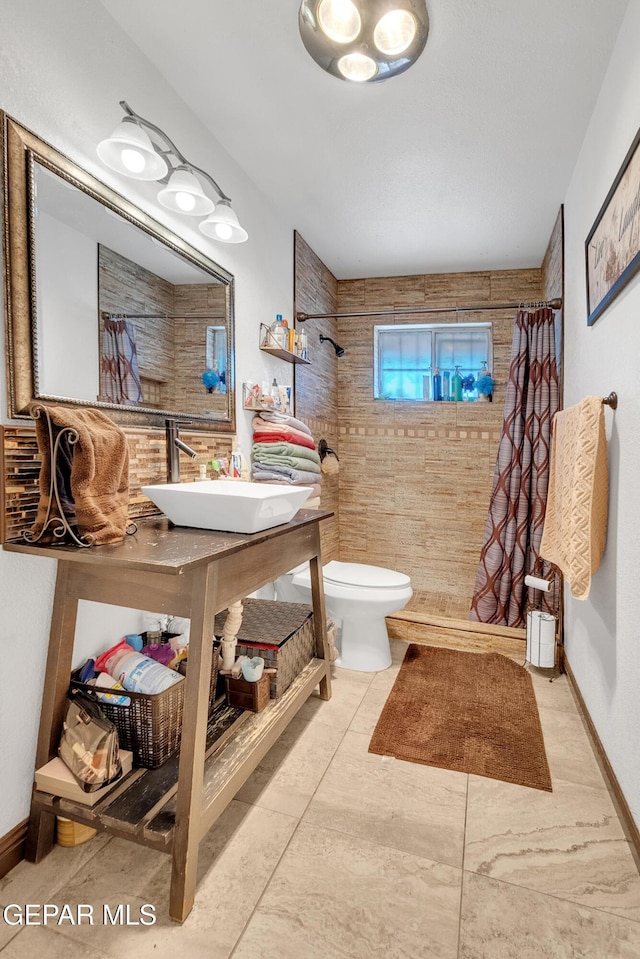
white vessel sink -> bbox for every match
[141,480,313,534]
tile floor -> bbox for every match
[2,640,640,958]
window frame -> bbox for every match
[373,321,493,402]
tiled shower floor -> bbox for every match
[404,588,472,620]
[2,640,640,958]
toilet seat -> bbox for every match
[291,560,410,592]
[322,561,410,590]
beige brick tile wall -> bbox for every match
[335,269,543,610]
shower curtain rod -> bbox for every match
[296,297,562,322]
[106,313,226,319]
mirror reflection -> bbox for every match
[33,161,231,420]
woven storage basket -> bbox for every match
[214,600,314,699]
[178,644,220,711]
[70,646,219,769]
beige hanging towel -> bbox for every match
[539,396,608,600]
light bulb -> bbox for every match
[318,0,361,43]
[338,52,377,81]
[175,191,196,212]
[121,148,146,174]
[215,222,233,240]
[374,9,417,55]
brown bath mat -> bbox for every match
[369,645,552,791]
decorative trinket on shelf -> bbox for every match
[243,381,292,414]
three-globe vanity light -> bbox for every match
[97,101,248,243]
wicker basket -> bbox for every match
[214,600,315,699]
[70,646,219,769]
[178,644,220,711]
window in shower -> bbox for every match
[373,322,492,401]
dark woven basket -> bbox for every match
[214,600,314,699]
[70,646,219,769]
[178,644,220,710]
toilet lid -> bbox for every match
[322,561,411,589]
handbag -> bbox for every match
[58,689,122,792]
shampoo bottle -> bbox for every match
[442,370,451,401]
[271,314,286,349]
[452,366,463,402]
[432,367,443,401]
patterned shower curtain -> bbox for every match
[100,317,144,405]
[469,307,559,628]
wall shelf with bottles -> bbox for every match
[259,323,310,365]
[243,382,292,415]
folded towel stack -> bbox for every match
[251,412,321,507]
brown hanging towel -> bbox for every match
[31,404,130,545]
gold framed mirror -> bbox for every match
[2,113,235,431]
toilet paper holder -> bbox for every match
[524,563,561,671]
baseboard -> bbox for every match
[0,818,28,879]
[564,659,640,869]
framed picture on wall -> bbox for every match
[585,126,640,326]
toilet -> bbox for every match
[275,561,412,672]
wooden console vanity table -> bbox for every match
[4,509,332,922]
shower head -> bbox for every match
[319,334,346,357]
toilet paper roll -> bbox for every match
[526,610,556,668]
[524,574,552,592]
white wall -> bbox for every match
[0,0,296,835]
[563,0,640,824]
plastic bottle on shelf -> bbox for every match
[451,366,463,402]
[298,329,308,360]
[442,370,451,401]
[270,314,286,349]
[432,367,443,401]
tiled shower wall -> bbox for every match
[335,269,543,612]
[293,232,340,562]
[291,227,569,614]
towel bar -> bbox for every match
[603,392,618,409]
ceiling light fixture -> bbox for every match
[299,0,429,83]
[97,101,248,243]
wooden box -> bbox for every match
[214,599,315,699]
[225,674,270,713]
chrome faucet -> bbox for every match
[166,418,198,482]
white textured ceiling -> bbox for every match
[99,0,628,279]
